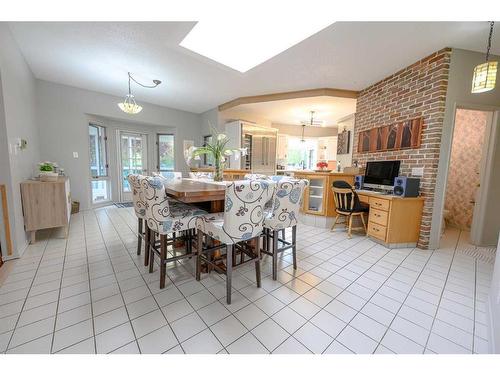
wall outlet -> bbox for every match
[73,152,79,158]
[412,167,424,177]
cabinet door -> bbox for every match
[304,176,327,215]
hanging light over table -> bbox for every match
[472,21,498,94]
[118,72,161,114]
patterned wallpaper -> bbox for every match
[445,109,487,230]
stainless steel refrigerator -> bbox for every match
[225,121,277,175]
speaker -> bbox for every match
[393,176,420,197]
[354,175,364,190]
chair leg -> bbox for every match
[226,244,233,304]
[281,229,285,241]
[255,237,262,288]
[148,235,154,274]
[144,227,150,267]
[292,225,297,270]
[196,232,203,281]
[331,214,340,231]
[360,213,367,235]
[347,216,353,239]
[272,230,278,280]
[137,218,143,255]
[160,234,167,289]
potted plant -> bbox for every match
[186,126,247,182]
[38,161,59,182]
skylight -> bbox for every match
[180,19,334,73]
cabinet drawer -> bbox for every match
[368,221,387,241]
[369,197,390,211]
[369,208,388,226]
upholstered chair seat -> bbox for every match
[195,180,276,304]
[142,175,207,288]
[262,178,308,280]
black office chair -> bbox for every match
[331,180,369,238]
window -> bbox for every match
[89,124,110,204]
[157,134,175,176]
[203,135,214,166]
[286,137,318,170]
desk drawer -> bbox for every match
[369,197,390,211]
[368,221,387,241]
[358,194,370,204]
[369,208,388,226]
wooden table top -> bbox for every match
[163,179,226,203]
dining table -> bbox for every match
[163,178,226,212]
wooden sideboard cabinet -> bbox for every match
[20,177,71,243]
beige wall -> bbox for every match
[445,109,488,230]
[430,48,500,248]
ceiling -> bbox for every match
[222,96,357,127]
[8,22,500,114]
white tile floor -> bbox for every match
[0,207,494,354]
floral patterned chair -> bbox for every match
[152,171,182,181]
[142,176,207,289]
[189,172,214,180]
[244,173,269,180]
[195,180,276,304]
[127,174,147,257]
[262,178,308,280]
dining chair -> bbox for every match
[244,173,269,180]
[127,174,147,257]
[331,180,369,238]
[152,171,182,181]
[195,180,276,304]
[262,178,308,280]
[142,176,207,288]
[189,171,214,180]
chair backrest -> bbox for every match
[266,178,308,229]
[127,174,146,219]
[222,180,275,242]
[244,173,269,180]
[332,180,356,212]
[268,175,293,182]
[142,176,172,233]
[189,172,214,180]
[152,171,182,182]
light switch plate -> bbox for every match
[73,152,79,158]
[412,167,424,177]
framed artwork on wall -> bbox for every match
[357,117,423,153]
[337,129,351,155]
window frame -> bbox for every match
[88,123,111,206]
[156,133,175,173]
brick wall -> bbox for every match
[353,48,452,249]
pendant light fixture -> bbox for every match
[118,72,162,114]
[471,21,498,94]
[300,111,323,142]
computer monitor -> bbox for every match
[364,160,401,191]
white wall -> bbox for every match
[36,80,202,211]
[430,48,500,249]
[0,24,40,257]
[488,234,500,353]
[271,123,337,138]
[336,114,355,171]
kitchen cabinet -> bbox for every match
[277,134,288,160]
[318,136,337,161]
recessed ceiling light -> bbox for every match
[180,19,334,73]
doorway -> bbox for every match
[118,131,148,202]
[442,108,493,246]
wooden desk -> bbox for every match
[163,179,226,212]
[356,190,424,247]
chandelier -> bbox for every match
[118,72,161,114]
[471,22,498,94]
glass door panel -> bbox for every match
[119,131,148,201]
[307,176,326,214]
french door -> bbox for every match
[118,131,148,202]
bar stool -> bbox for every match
[195,180,275,304]
[142,176,207,289]
[262,178,308,280]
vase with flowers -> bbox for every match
[316,161,330,172]
[186,126,247,182]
